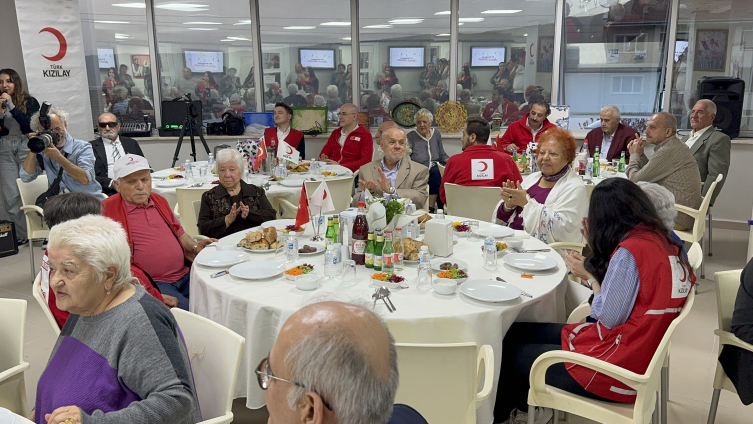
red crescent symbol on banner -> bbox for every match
[286,145,293,154]
[39,27,67,62]
[323,190,328,200]
[479,161,489,172]
[529,43,534,58]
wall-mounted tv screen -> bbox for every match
[299,49,335,69]
[98,48,116,69]
[471,47,506,67]
[389,47,425,68]
[184,51,223,73]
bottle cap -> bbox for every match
[420,246,429,251]
[385,230,392,233]
[395,227,401,231]
[358,201,365,207]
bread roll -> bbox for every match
[245,231,262,242]
[263,226,277,243]
[250,239,270,250]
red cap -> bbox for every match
[395,227,401,230]
[385,230,392,233]
[358,201,365,207]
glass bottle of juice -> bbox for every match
[351,202,369,265]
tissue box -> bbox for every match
[423,219,453,257]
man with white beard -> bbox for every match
[89,112,145,196]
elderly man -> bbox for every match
[459,89,481,118]
[264,82,284,105]
[440,117,521,205]
[387,84,404,112]
[261,301,398,424]
[90,112,145,196]
[626,112,702,230]
[371,121,398,162]
[220,67,242,98]
[584,105,639,162]
[494,99,556,155]
[261,102,305,158]
[285,63,306,89]
[680,99,731,205]
[21,106,103,199]
[353,127,429,207]
[319,104,373,172]
[175,66,198,96]
[102,154,216,310]
[283,83,307,108]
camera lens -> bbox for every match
[28,131,57,154]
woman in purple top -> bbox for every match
[492,127,588,244]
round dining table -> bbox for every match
[189,216,568,424]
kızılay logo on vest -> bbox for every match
[39,27,71,78]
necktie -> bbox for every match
[112,140,121,163]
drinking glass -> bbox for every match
[483,241,498,270]
[611,159,619,171]
[340,260,357,287]
[198,165,208,182]
[468,220,480,241]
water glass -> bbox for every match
[611,159,619,171]
[198,165,208,182]
[340,260,357,287]
[483,237,498,270]
[468,220,480,241]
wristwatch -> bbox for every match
[389,186,396,195]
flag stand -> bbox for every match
[308,203,324,241]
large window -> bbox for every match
[562,0,671,130]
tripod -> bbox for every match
[171,95,210,167]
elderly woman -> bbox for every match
[198,148,276,238]
[407,108,449,212]
[33,215,201,424]
[387,84,404,112]
[108,86,129,117]
[326,84,343,111]
[492,127,587,244]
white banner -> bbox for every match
[15,0,94,140]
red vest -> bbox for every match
[264,127,303,154]
[561,228,693,402]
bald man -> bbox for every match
[261,301,398,424]
[89,112,145,196]
[372,120,398,161]
[319,103,373,172]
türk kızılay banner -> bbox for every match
[15,0,94,140]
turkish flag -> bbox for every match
[309,180,335,215]
[295,185,309,227]
[254,140,268,172]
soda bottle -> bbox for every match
[593,146,600,177]
[351,201,369,265]
[393,228,404,271]
[619,151,626,172]
[364,231,375,269]
[382,230,395,273]
[373,229,384,271]
[333,216,340,242]
[325,216,336,246]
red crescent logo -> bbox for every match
[677,259,687,282]
[529,43,534,58]
[286,145,293,154]
[39,27,67,62]
[479,161,489,172]
[323,190,328,200]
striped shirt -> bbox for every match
[590,247,640,329]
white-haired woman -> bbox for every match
[198,148,276,238]
[32,215,201,424]
[326,84,343,112]
[387,84,404,112]
[407,108,449,211]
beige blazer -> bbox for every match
[681,128,731,206]
[352,158,429,207]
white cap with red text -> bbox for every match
[113,154,151,179]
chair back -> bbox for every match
[303,176,354,215]
[192,200,202,223]
[32,273,61,335]
[171,308,245,424]
[16,177,50,235]
[437,164,446,178]
[688,242,703,273]
[689,173,723,237]
[394,342,480,424]
[444,183,501,222]
[714,270,743,332]
[0,298,29,415]
[175,187,209,238]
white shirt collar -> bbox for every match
[690,125,713,138]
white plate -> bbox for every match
[460,279,522,302]
[155,179,187,188]
[262,219,296,230]
[431,258,468,271]
[194,249,249,267]
[229,261,285,280]
[152,169,176,178]
[475,223,515,239]
[298,243,325,256]
[280,179,304,187]
[502,253,558,271]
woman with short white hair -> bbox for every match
[637,181,687,257]
[407,108,450,211]
[387,84,404,111]
[33,215,201,424]
[326,84,343,111]
[198,148,276,238]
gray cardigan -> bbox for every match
[406,129,450,168]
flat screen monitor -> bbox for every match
[389,47,425,68]
[299,49,335,69]
[98,48,116,69]
[471,47,506,67]
[184,51,223,73]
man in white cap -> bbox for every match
[102,154,216,310]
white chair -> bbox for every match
[527,289,695,424]
[394,342,493,424]
[688,242,703,274]
[175,187,209,238]
[443,183,501,222]
[437,164,446,178]
[277,176,355,219]
[674,173,723,279]
[567,301,592,324]
[550,241,589,316]
[707,270,751,424]
[171,309,245,424]
[0,299,30,416]
[31,272,61,336]
[16,177,50,277]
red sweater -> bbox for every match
[319,125,373,172]
[439,144,522,204]
[494,114,556,155]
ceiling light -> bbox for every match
[436,33,450,36]
[388,18,424,25]
[363,24,393,29]
[481,10,522,14]
[94,20,130,24]
[434,11,450,15]
[283,26,316,30]
[220,39,234,42]
[185,27,217,31]
[227,36,250,40]
[233,21,251,25]
[183,21,220,25]
[458,22,464,25]
[112,3,145,8]
[320,22,351,26]
[343,37,351,40]
[459,18,484,23]
[115,33,130,39]
[523,33,528,36]
[155,3,209,12]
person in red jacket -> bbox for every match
[261,102,305,158]
[319,103,373,172]
[493,100,556,155]
[439,116,522,205]
[583,105,639,162]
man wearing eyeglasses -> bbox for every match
[319,103,373,172]
[256,300,399,424]
[89,112,145,196]
[20,106,103,198]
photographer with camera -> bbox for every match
[0,68,40,244]
[20,105,103,201]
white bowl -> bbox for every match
[505,237,524,249]
[215,243,237,251]
[371,278,401,289]
[432,278,458,295]
[294,274,320,290]
[286,270,314,281]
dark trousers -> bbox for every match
[493,322,613,422]
[155,271,191,310]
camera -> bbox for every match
[28,101,59,153]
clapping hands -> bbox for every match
[500,180,527,208]
[225,201,250,227]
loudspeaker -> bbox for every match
[697,77,745,139]
[0,221,19,258]
[159,100,203,137]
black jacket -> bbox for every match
[718,257,753,405]
[0,96,41,136]
[89,136,145,196]
[197,180,276,239]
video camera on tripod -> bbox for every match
[28,101,59,153]
[165,93,210,167]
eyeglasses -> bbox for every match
[337,112,355,116]
[98,122,118,129]
[255,357,333,411]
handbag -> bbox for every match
[35,152,68,209]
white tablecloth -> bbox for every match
[189,218,567,424]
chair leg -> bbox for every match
[527,405,536,424]
[707,213,713,257]
[28,240,36,278]
[652,392,660,424]
[661,364,669,424]
[707,388,721,424]
[563,412,570,422]
[553,409,559,424]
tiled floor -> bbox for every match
[2,228,751,424]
